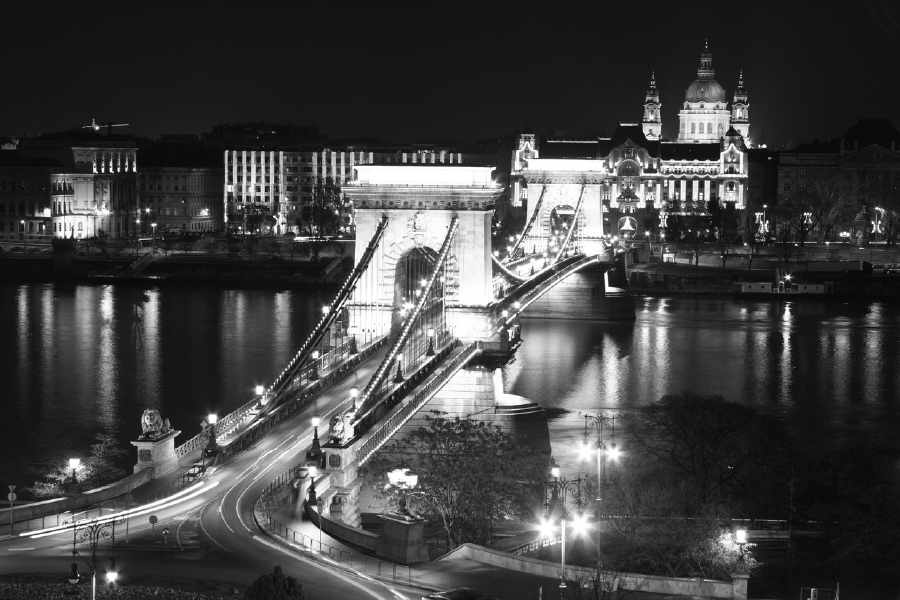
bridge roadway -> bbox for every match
[0,345,434,600]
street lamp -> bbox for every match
[393,355,404,383]
[69,458,81,483]
[387,467,419,518]
[348,325,359,355]
[307,465,318,506]
[579,412,620,570]
[203,414,218,470]
[349,388,359,412]
[310,350,320,381]
[68,515,125,600]
[735,527,748,572]
[542,462,583,591]
[426,327,436,356]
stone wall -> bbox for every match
[0,468,153,531]
[444,543,746,600]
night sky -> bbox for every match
[4,1,900,146]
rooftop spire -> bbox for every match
[698,41,714,77]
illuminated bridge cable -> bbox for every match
[494,254,601,328]
[552,184,586,264]
[503,185,545,263]
[269,215,389,401]
[491,254,528,283]
[353,217,460,425]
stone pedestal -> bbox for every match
[322,440,362,527]
[731,572,749,600]
[377,513,429,564]
[131,430,181,478]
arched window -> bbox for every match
[691,123,696,134]
[707,123,713,134]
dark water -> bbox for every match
[2,283,899,484]
[0,281,323,484]
[504,297,900,473]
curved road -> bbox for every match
[3,347,425,600]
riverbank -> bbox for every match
[628,262,900,298]
[0,252,350,289]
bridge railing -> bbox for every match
[173,332,387,460]
[254,465,414,584]
[356,340,481,466]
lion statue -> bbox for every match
[328,411,356,445]
[140,409,171,439]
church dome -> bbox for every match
[685,77,726,103]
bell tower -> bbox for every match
[731,69,750,144]
[642,71,662,140]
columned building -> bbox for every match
[16,133,139,239]
[511,124,748,246]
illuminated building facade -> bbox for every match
[137,166,223,234]
[511,124,748,244]
[776,119,900,242]
[677,43,751,144]
[511,44,751,243]
[13,133,139,240]
[224,143,503,235]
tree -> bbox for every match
[27,432,127,498]
[603,471,756,580]
[779,169,860,245]
[300,176,343,261]
[707,201,741,268]
[244,565,306,600]
[622,392,793,516]
[362,412,543,550]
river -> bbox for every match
[2,282,898,484]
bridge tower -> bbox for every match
[344,164,502,343]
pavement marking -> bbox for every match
[198,500,232,553]
[7,548,34,551]
[252,534,393,600]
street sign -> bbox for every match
[7,485,15,492]
[149,515,158,524]
[7,493,16,502]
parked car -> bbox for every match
[423,589,498,600]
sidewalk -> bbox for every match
[267,500,688,600]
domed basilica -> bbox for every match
[510,43,752,247]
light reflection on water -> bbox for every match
[503,296,900,474]
[2,285,899,484]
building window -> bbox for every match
[691,123,696,134]
[800,169,807,179]
[784,183,791,192]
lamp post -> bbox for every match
[349,388,359,413]
[393,355,404,384]
[66,458,81,494]
[542,462,583,591]
[68,515,125,600]
[426,327,435,356]
[151,222,157,254]
[579,412,620,571]
[310,350,320,381]
[735,527,748,573]
[204,414,218,470]
[387,466,419,518]
[348,325,359,355]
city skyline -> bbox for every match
[4,1,900,147]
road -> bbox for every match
[1,346,426,600]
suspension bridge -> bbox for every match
[232,164,633,529]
